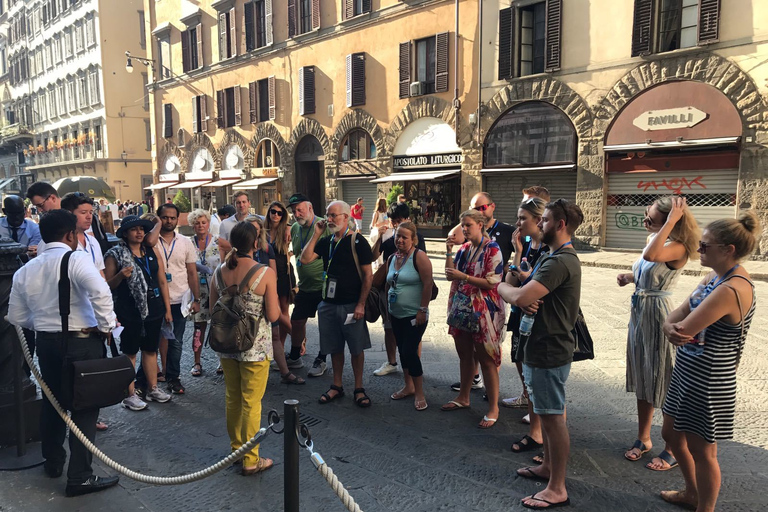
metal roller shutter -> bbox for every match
[340,179,380,231]
[605,168,738,249]
[483,171,577,226]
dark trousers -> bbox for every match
[36,332,103,485]
[390,315,427,377]
[136,304,186,385]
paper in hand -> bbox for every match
[344,313,356,325]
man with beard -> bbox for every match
[219,191,253,242]
[300,201,373,407]
[498,199,583,510]
[286,194,330,376]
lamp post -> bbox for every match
[125,51,155,74]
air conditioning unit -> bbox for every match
[410,81,425,97]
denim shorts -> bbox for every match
[522,362,571,415]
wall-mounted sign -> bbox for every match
[393,152,463,169]
[251,167,278,177]
[632,107,707,131]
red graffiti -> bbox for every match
[636,176,706,194]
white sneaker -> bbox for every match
[373,362,398,376]
[307,359,326,377]
[146,386,172,403]
[501,395,529,408]
[122,394,148,411]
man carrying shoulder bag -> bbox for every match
[8,210,120,497]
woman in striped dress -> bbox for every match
[659,211,760,512]
[619,196,700,470]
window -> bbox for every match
[157,36,171,79]
[93,123,102,152]
[245,0,272,51]
[343,0,369,20]
[299,0,312,33]
[68,78,77,112]
[58,83,67,115]
[346,53,365,107]
[217,7,237,60]
[191,94,208,133]
[181,24,203,72]
[298,66,315,116]
[658,0,698,52]
[216,86,241,128]
[85,15,95,47]
[519,2,546,76]
[631,0,720,57]
[53,35,62,65]
[254,139,280,168]
[498,0,562,80]
[78,73,88,106]
[288,0,318,37]
[163,104,173,138]
[141,73,149,110]
[248,77,274,123]
[74,23,84,53]
[138,10,146,49]
[63,28,72,59]
[398,33,449,98]
[340,129,375,161]
[144,119,152,151]
[88,68,99,106]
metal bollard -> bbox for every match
[284,399,300,512]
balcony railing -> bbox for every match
[25,145,100,167]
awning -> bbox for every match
[144,181,179,190]
[603,136,740,152]
[337,174,376,181]
[171,180,212,189]
[233,177,278,189]
[0,178,15,191]
[204,178,242,187]
[481,164,576,174]
[370,170,460,183]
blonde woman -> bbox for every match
[618,196,700,471]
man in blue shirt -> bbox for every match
[0,195,41,251]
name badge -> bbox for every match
[327,278,338,299]
[200,276,207,285]
[152,287,160,298]
[166,273,172,282]
[388,291,397,304]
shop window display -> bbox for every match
[406,180,459,229]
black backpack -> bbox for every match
[208,264,266,354]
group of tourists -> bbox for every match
[5,180,760,512]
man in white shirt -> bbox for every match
[148,203,200,395]
[218,191,252,241]
[8,209,119,497]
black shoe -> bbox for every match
[168,380,185,395]
[65,475,120,497]
[44,461,64,478]
[134,386,146,400]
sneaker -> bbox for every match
[122,394,148,411]
[373,362,398,376]
[307,359,326,377]
[450,374,484,392]
[286,356,304,369]
[167,380,185,395]
[146,386,172,403]
[134,386,146,400]
[501,395,529,408]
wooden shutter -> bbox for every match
[216,89,225,128]
[435,32,449,93]
[398,41,410,99]
[265,0,273,45]
[234,85,242,125]
[698,0,721,44]
[218,12,228,60]
[163,103,173,138]
[544,0,562,71]
[192,96,199,133]
[311,0,320,30]
[244,1,255,50]
[228,7,237,57]
[288,0,296,37]
[498,7,513,80]
[299,66,315,115]
[631,0,654,57]
[200,94,208,132]
[195,24,204,68]
[362,0,370,14]
[181,29,190,72]
[249,81,257,123]
[343,0,352,20]
[268,75,276,120]
[346,53,365,107]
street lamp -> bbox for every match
[277,168,286,180]
[125,51,155,74]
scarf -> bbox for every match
[105,242,149,320]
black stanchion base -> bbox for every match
[0,442,45,471]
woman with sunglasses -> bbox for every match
[617,196,700,471]
[265,201,295,350]
[659,212,759,512]
[386,222,433,411]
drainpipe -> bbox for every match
[453,0,460,146]
[476,0,483,146]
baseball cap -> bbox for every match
[287,193,310,208]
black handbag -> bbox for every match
[572,308,595,362]
[59,252,135,411]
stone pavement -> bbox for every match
[1,258,767,511]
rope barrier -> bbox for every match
[303,439,363,512]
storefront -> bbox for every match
[604,81,742,249]
[374,117,462,237]
[234,139,282,214]
[482,101,578,223]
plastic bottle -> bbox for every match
[681,284,706,356]
[519,258,531,273]
[193,327,202,352]
[519,312,536,338]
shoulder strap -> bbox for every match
[239,263,264,294]
[215,265,226,294]
[722,274,754,340]
[58,251,73,352]
[350,232,363,282]
[412,247,419,272]
[249,265,270,292]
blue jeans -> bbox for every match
[522,362,571,415]
[165,303,187,382]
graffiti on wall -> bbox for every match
[636,176,706,194]
[615,212,647,231]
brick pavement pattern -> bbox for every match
[1,260,767,511]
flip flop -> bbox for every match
[391,390,415,400]
[478,415,497,429]
[646,450,678,471]
[414,399,428,411]
[522,492,571,510]
[440,400,469,411]
[517,466,549,482]
[624,439,651,461]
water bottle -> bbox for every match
[193,327,202,352]
[519,258,531,273]
[681,285,706,356]
[519,312,536,338]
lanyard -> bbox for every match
[525,241,572,284]
[134,251,151,279]
[80,234,96,264]
[489,220,499,235]
[299,218,316,252]
[464,236,485,271]
[195,235,209,267]
[706,265,740,293]
[328,227,350,267]
[160,236,177,264]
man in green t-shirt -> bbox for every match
[498,198,583,511]
[286,194,330,377]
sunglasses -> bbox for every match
[473,204,492,212]
[269,209,284,217]
[698,241,726,253]
[553,199,569,226]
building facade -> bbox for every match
[1,0,152,202]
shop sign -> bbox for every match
[251,167,278,177]
[393,152,463,169]
[632,107,707,131]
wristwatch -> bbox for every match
[418,307,429,313]
[193,298,201,303]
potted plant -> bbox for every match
[172,190,192,227]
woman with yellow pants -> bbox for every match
[210,221,280,475]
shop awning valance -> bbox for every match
[481,164,576,174]
[171,180,212,189]
[204,178,243,187]
[233,177,278,189]
[144,181,179,190]
[370,170,460,183]
[603,136,740,152]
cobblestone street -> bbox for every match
[1,260,767,511]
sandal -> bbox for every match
[522,492,570,510]
[532,452,544,464]
[391,390,414,400]
[625,439,651,461]
[511,435,543,453]
[216,365,224,375]
[478,415,497,429]
[190,364,202,377]
[95,421,108,432]
[646,450,678,471]
[440,400,469,412]
[242,457,274,476]
[353,388,372,408]
[281,373,306,385]
[319,384,345,404]
[414,399,428,411]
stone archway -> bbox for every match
[185,132,219,171]
[331,108,387,159]
[157,140,186,176]
[219,129,254,170]
[287,119,333,203]
[251,123,290,174]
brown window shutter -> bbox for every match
[288,0,296,37]
[234,85,242,125]
[498,7,513,79]
[631,0,654,57]
[249,81,257,123]
[265,0,274,45]
[192,96,199,133]
[311,0,320,30]
[245,2,255,51]
[362,0,370,14]
[544,0,562,71]
[228,7,237,57]
[346,52,365,107]
[435,32,449,93]
[218,12,228,60]
[268,75,276,120]
[398,41,410,99]
[200,94,208,132]
[299,66,315,115]
[343,0,352,21]
[698,0,721,44]
[163,103,173,138]
[216,89,225,128]
[181,29,190,72]
[196,24,204,68]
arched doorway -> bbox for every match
[294,135,325,212]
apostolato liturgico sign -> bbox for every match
[393,152,463,169]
